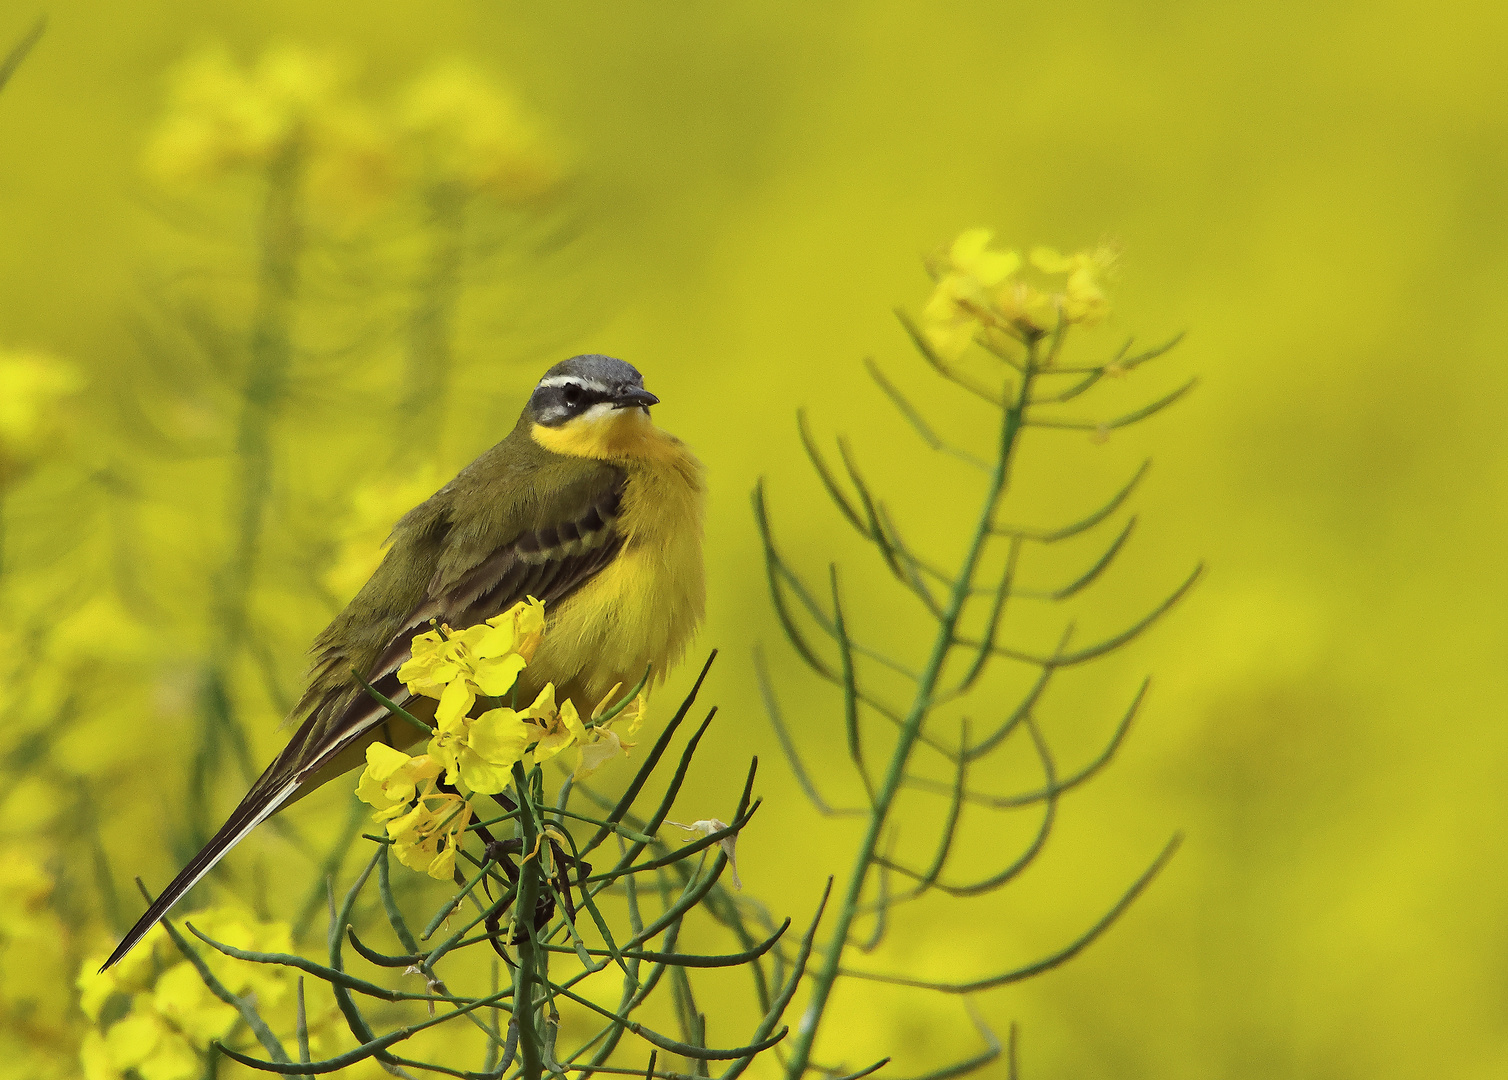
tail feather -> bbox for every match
[100,680,419,971]
[99,777,299,971]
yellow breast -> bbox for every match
[527,409,706,710]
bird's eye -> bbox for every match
[563,384,583,407]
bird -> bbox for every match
[102,354,705,969]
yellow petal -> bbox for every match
[356,769,397,811]
[1028,246,1074,273]
[428,734,463,786]
[385,804,428,844]
[436,679,475,728]
[105,1010,165,1069]
[472,653,526,696]
[949,228,994,265]
[561,699,587,742]
[76,962,119,1023]
[428,843,457,881]
[532,728,572,764]
[573,728,626,780]
[969,247,1021,287]
[469,708,531,766]
[515,598,546,660]
[458,749,513,794]
[364,742,412,782]
[521,683,557,722]
[922,319,976,362]
[154,962,238,1044]
[137,1027,201,1080]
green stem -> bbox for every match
[782,350,1037,1078]
[512,762,545,1080]
[401,180,465,455]
[191,137,305,845]
[222,137,305,647]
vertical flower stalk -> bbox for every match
[141,45,392,844]
[394,61,563,457]
[763,230,1196,1077]
[401,178,465,438]
[219,134,305,654]
[0,349,82,586]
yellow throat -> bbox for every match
[529,406,706,709]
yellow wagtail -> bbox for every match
[103,354,705,968]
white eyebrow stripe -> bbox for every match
[537,376,613,393]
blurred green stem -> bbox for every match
[221,138,305,645]
[782,341,1037,1079]
[402,180,465,454]
[191,139,306,845]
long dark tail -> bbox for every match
[99,773,300,970]
[100,674,423,971]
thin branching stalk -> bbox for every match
[763,271,1194,1076]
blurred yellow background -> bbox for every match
[2,1,1507,1077]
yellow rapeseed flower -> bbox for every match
[920,229,1120,349]
[356,742,444,820]
[949,228,1022,286]
[142,45,398,219]
[398,598,545,727]
[101,1007,200,1080]
[388,795,473,880]
[357,744,472,878]
[920,229,1021,360]
[1028,244,1118,326]
[79,906,317,1080]
[0,349,83,486]
[529,685,588,765]
[397,60,563,203]
[994,278,1060,336]
[429,695,541,793]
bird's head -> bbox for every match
[525,354,664,460]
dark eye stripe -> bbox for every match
[529,381,620,425]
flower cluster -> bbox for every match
[76,908,331,1080]
[357,599,646,878]
[921,228,1119,358]
[143,46,562,220]
[141,45,395,215]
[0,348,82,487]
[356,746,475,879]
[396,60,563,203]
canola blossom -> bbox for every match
[397,60,563,202]
[396,598,545,727]
[141,44,397,218]
[0,349,82,486]
[359,598,647,876]
[356,743,473,877]
[921,228,1119,357]
[77,908,325,1080]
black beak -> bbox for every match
[614,387,660,409]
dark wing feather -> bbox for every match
[102,457,626,971]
